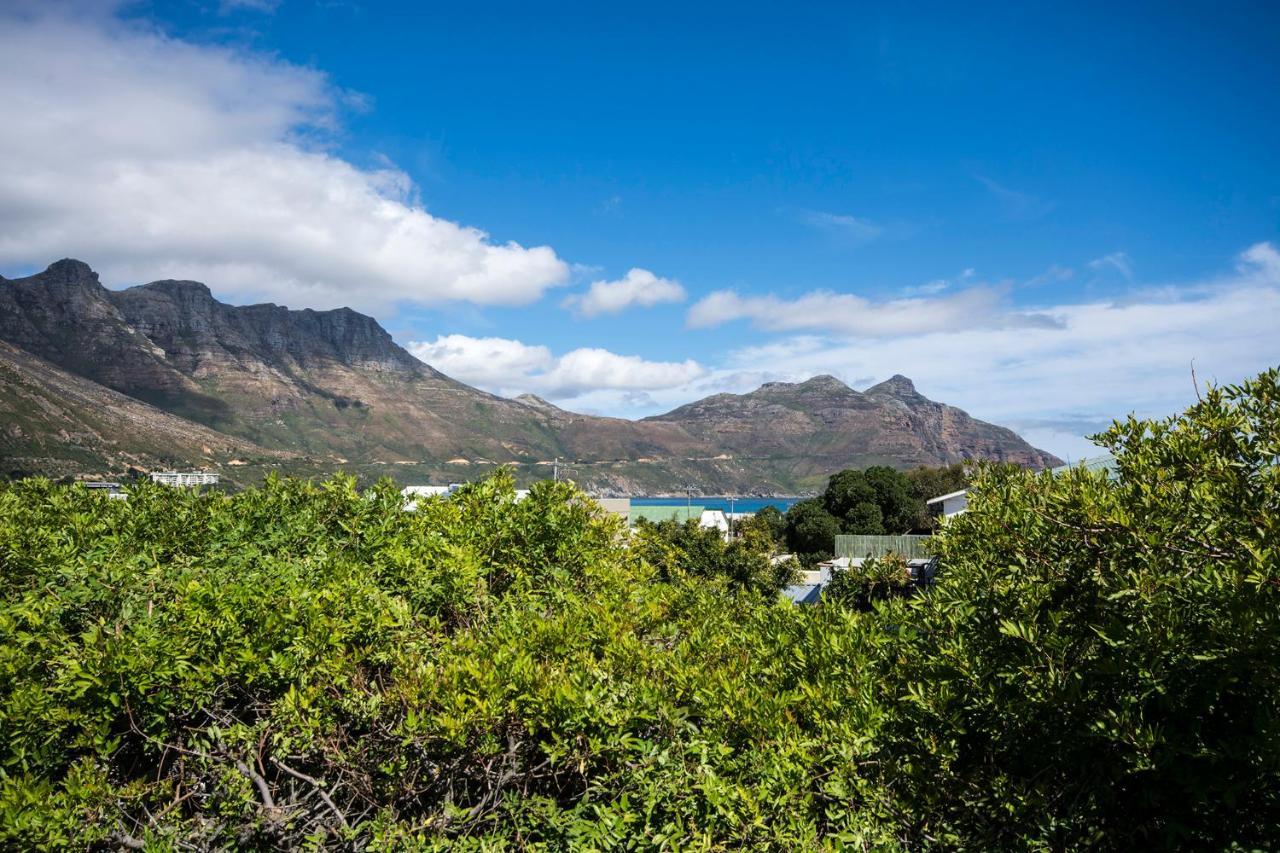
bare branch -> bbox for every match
[270,757,350,830]
[234,759,276,812]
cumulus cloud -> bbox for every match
[0,5,569,313]
[563,268,686,317]
[408,336,705,400]
[686,285,1061,337]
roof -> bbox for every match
[781,583,824,605]
[1051,453,1119,478]
[926,488,968,505]
[629,504,707,525]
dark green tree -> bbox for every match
[784,498,843,559]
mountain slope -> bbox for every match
[0,260,1062,491]
[0,340,289,481]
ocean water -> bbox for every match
[630,496,803,513]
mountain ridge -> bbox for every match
[0,260,1063,490]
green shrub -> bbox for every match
[823,552,911,611]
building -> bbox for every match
[628,504,707,526]
[698,509,730,539]
[1051,453,1118,478]
[593,497,631,524]
[401,483,530,510]
[925,488,969,520]
[149,471,219,487]
[84,481,127,500]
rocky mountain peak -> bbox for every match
[865,374,919,397]
[42,258,100,283]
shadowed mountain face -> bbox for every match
[0,260,1062,491]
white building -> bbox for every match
[926,488,968,520]
[150,471,219,487]
[402,483,529,510]
[401,484,461,510]
[699,509,730,538]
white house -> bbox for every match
[926,488,968,520]
[698,509,730,539]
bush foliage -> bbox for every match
[1,368,1278,849]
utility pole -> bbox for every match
[553,457,560,482]
[684,483,695,520]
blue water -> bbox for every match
[631,496,803,513]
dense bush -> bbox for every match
[1,368,1277,849]
[863,368,1280,847]
[823,553,911,611]
[631,516,795,595]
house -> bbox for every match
[925,488,969,520]
[698,509,730,539]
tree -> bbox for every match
[823,552,910,611]
[784,498,843,559]
[905,462,969,530]
[743,504,787,547]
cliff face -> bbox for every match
[0,260,1062,489]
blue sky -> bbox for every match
[2,0,1278,459]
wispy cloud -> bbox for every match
[686,284,1061,337]
[1088,251,1134,280]
[795,209,885,244]
[974,173,1055,221]
[540,242,1280,462]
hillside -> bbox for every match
[0,260,1062,491]
[0,340,290,483]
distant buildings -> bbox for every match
[149,471,219,487]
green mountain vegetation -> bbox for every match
[1,368,1276,849]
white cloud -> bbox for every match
[797,210,884,243]
[563,268,686,317]
[631,242,1280,460]
[1089,251,1134,280]
[0,5,569,313]
[407,336,705,400]
[686,285,1061,336]
[407,335,553,388]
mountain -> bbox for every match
[0,340,289,482]
[645,374,1061,479]
[0,260,1062,491]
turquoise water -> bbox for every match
[631,496,803,513]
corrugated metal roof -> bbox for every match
[629,505,707,525]
[1051,453,1118,478]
